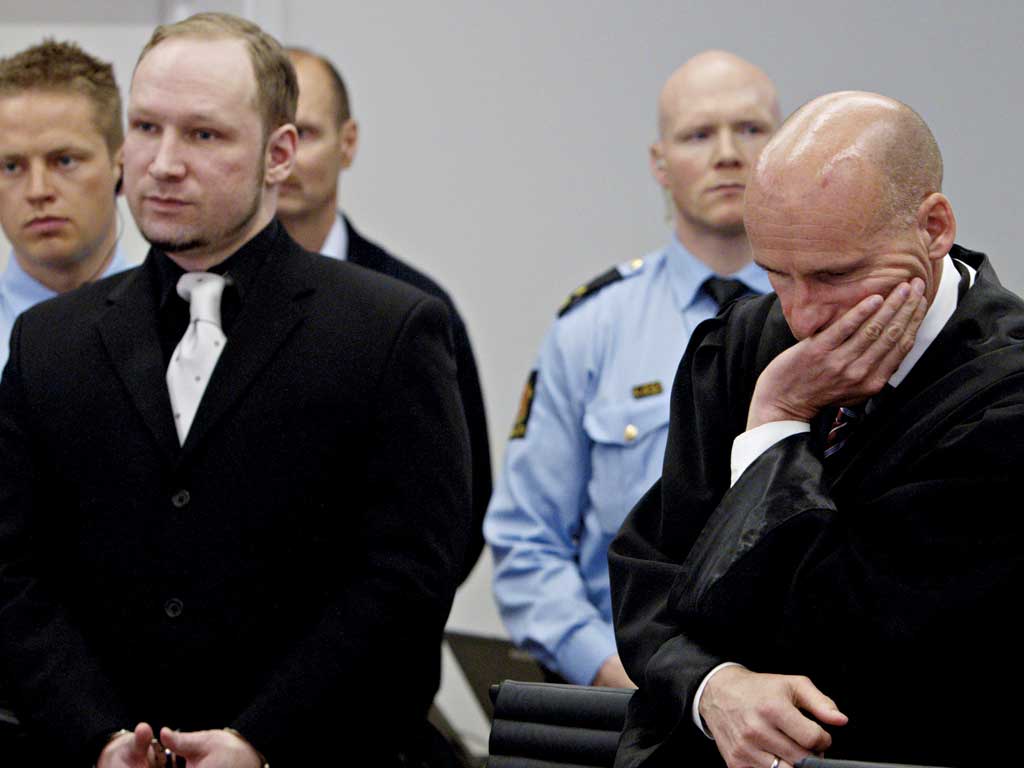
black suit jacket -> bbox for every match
[610,247,1024,767]
[345,216,490,583]
[0,223,472,765]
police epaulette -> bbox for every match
[557,267,623,317]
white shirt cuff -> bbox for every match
[692,662,745,738]
[730,421,810,486]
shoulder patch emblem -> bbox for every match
[510,370,538,439]
[631,381,664,399]
[557,267,623,317]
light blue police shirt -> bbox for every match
[0,245,130,372]
[484,236,771,685]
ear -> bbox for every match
[112,145,125,196]
[265,123,298,186]
[340,118,358,170]
[649,141,668,187]
[917,192,956,262]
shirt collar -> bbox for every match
[663,233,773,312]
[152,218,280,312]
[319,212,348,261]
[889,253,971,387]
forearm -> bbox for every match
[491,543,618,683]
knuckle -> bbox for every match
[846,363,867,382]
[884,324,904,343]
[738,721,760,742]
[862,321,883,340]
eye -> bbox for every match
[131,120,158,134]
[685,129,710,142]
[193,129,217,141]
[738,123,765,136]
[55,154,78,169]
[1,160,20,175]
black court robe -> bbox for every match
[609,246,1024,768]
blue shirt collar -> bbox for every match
[663,234,773,312]
[1,243,130,318]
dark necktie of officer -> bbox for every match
[701,276,749,309]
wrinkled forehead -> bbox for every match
[746,158,889,244]
[668,82,776,128]
[662,76,776,132]
[0,89,110,150]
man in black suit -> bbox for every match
[610,92,1024,768]
[277,47,490,583]
[0,13,470,768]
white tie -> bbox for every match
[166,272,228,445]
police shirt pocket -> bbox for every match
[582,397,671,533]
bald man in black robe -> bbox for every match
[609,92,1024,768]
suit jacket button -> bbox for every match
[171,490,191,508]
[164,598,184,619]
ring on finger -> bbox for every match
[770,757,781,768]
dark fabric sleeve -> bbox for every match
[0,317,131,762]
[448,307,492,583]
[677,385,1024,765]
[230,296,472,760]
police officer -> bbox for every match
[484,50,780,687]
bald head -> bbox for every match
[658,50,779,139]
[287,47,351,128]
[749,91,942,234]
[744,91,955,341]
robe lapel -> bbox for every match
[97,264,180,462]
[179,248,314,455]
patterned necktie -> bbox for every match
[823,405,863,459]
[166,272,228,445]
[702,276,748,309]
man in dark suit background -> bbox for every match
[277,47,490,583]
[0,12,470,767]
[610,92,1024,768]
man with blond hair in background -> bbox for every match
[0,40,130,371]
[485,51,778,688]
[0,13,470,767]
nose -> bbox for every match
[149,132,186,181]
[713,128,742,169]
[783,280,833,340]
[25,162,55,204]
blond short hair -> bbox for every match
[138,12,297,135]
[0,39,123,154]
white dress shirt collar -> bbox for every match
[318,213,348,261]
[889,253,972,387]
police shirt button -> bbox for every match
[164,598,184,619]
[624,424,638,442]
[171,489,191,508]
[630,258,644,270]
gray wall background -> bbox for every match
[3,0,1023,753]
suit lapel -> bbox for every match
[97,262,180,462]
[180,242,314,455]
[343,214,384,271]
